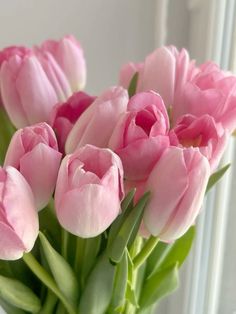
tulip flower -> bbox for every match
[143,146,210,242]
[55,145,124,238]
[34,49,73,102]
[4,123,62,210]
[39,35,86,92]
[0,166,38,260]
[172,62,236,132]
[119,46,197,108]
[109,91,170,181]
[0,46,30,106]
[50,91,96,153]
[65,86,128,153]
[170,114,228,171]
[0,52,58,128]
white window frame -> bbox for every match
[155,0,236,313]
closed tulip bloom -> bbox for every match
[34,49,73,102]
[143,146,210,242]
[40,35,86,91]
[4,123,62,210]
[55,145,124,238]
[65,86,128,153]
[0,52,58,128]
[119,46,197,108]
[109,91,170,181]
[0,166,38,260]
[170,114,228,171]
[50,91,96,153]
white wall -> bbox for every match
[0,0,156,94]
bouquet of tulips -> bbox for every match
[0,36,234,314]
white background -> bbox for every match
[0,1,235,313]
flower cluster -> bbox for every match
[0,38,235,264]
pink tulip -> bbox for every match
[0,166,38,260]
[143,146,210,241]
[50,91,96,153]
[0,46,30,106]
[55,145,124,238]
[170,114,228,171]
[0,46,31,67]
[172,62,236,132]
[109,91,170,181]
[119,62,143,91]
[65,86,128,153]
[34,49,73,102]
[119,47,197,107]
[0,52,58,128]
[39,35,86,92]
[4,123,62,210]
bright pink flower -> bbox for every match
[40,35,86,92]
[109,91,170,181]
[119,47,197,107]
[0,52,58,128]
[143,146,210,242]
[4,123,62,210]
[55,145,124,238]
[66,86,128,153]
[173,62,236,132]
[50,91,96,153]
[0,166,38,260]
[0,46,31,67]
[170,114,228,171]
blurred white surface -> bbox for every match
[0,0,156,95]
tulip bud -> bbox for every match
[50,91,96,153]
[40,35,86,91]
[55,145,124,238]
[109,91,170,181]
[143,146,210,242]
[0,52,58,128]
[0,166,38,260]
[4,123,62,210]
[65,86,128,153]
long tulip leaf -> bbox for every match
[139,263,179,309]
[39,232,79,307]
[206,164,230,193]
[79,253,116,314]
[0,275,41,313]
[109,192,150,264]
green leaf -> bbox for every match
[39,232,79,307]
[0,275,41,313]
[108,192,150,264]
[146,226,195,278]
[139,263,179,309]
[108,248,128,313]
[128,72,139,98]
[108,189,136,247]
[206,164,230,193]
[79,253,116,314]
[0,297,25,314]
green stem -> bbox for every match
[74,238,85,276]
[39,290,58,314]
[22,253,76,314]
[133,236,159,270]
[61,229,69,259]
